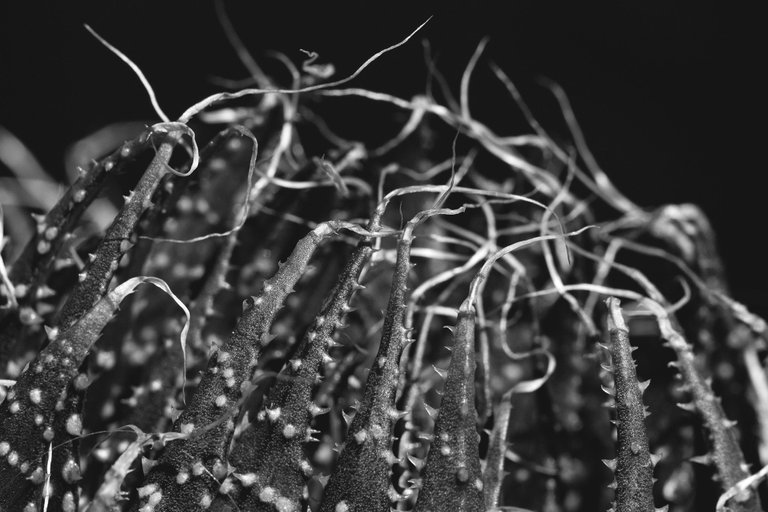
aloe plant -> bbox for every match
[0,16,766,512]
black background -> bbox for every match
[1,1,764,316]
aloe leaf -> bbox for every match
[604,297,660,512]
[642,299,762,512]
[413,305,483,512]
[0,276,186,509]
[0,129,154,372]
[136,221,350,510]
[319,205,463,512]
[57,131,183,330]
[227,238,374,510]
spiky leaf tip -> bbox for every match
[605,297,660,512]
[414,307,483,512]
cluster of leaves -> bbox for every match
[1,12,768,512]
